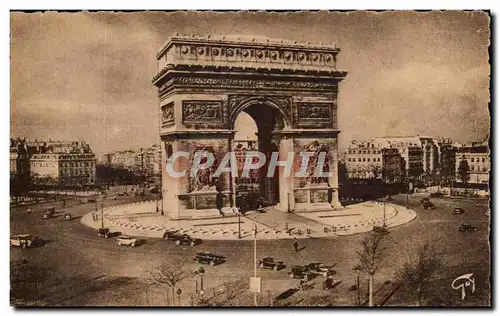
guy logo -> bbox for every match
[451,273,475,300]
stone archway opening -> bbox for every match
[232,101,285,209]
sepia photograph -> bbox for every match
[9,10,491,307]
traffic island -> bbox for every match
[80,200,417,240]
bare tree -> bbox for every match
[356,227,389,306]
[396,241,441,306]
[150,261,193,306]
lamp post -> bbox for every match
[354,264,362,306]
[100,199,104,229]
[238,208,241,239]
[197,267,205,305]
[253,224,258,307]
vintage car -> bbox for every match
[163,232,200,247]
[258,257,285,271]
[305,262,336,277]
[194,252,225,266]
[42,207,56,219]
[429,192,444,198]
[63,213,73,221]
[453,208,465,215]
[98,228,111,238]
[116,235,138,247]
[10,234,40,248]
[459,224,478,232]
[289,265,311,280]
[422,201,436,210]
[420,197,430,204]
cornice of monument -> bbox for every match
[153,34,347,85]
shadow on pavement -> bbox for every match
[275,288,299,301]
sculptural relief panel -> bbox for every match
[161,102,175,128]
[294,102,336,129]
[182,100,225,128]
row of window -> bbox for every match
[462,157,487,163]
[348,150,382,155]
[61,162,94,167]
[469,166,488,172]
[347,157,382,162]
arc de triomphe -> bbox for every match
[152,35,347,219]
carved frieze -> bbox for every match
[182,100,224,126]
[161,102,175,128]
[173,76,337,91]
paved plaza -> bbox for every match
[81,201,416,240]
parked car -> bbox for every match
[305,262,336,277]
[194,252,225,266]
[459,224,478,232]
[111,196,117,200]
[63,213,73,220]
[430,192,444,198]
[162,230,179,240]
[420,197,430,204]
[289,265,311,280]
[453,208,465,215]
[98,228,111,238]
[164,232,200,247]
[116,235,138,247]
[258,257,285,271]
[422,201,436,210]
[42,207,56,219]
[117,192,128,196]
[10,234,40,248]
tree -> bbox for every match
[356,227,390,306]
[150,261,193,306]
[458,156,470,185]
[396,241,441,306]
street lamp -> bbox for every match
[253,224,258,307]
[237,208,241,239]
[100,199,104,229]
[354,264,362,306]
[196,267,205,304]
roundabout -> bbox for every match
[81,201,417,240]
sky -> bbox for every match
[10,11,490,156]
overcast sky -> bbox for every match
[10,11,490,155]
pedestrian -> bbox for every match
[285,222,289,234]
[293,239,299,252]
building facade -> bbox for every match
[10,138,31,189]
[455,144,490,184]
[345,140,383,179]
[29,141,97,186]
[345,140,405,183]
[103,144,162,175]
[373,137,424,181]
